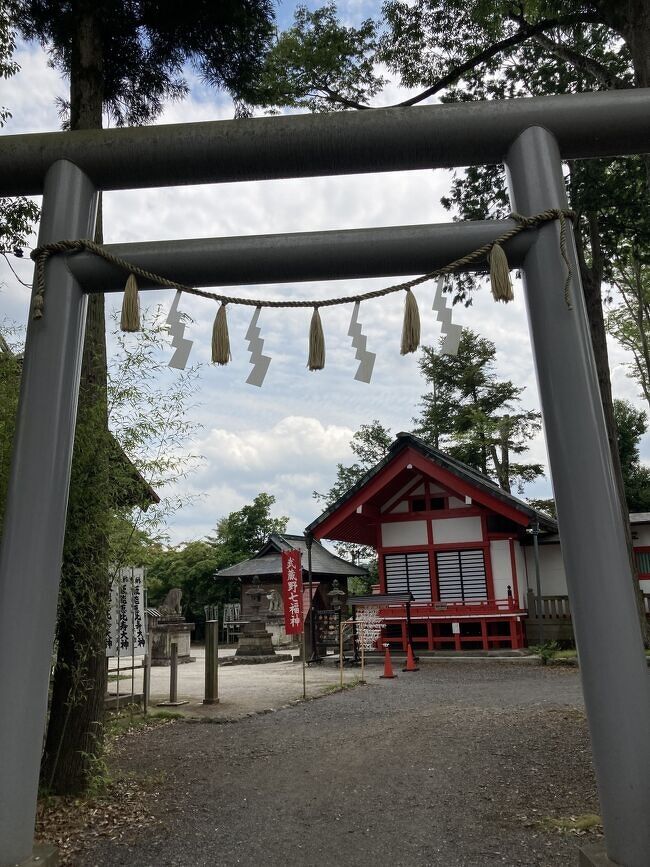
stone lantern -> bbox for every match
[235,575,276,658]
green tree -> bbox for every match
[415,329,543,493]
[10,1,276,795]
[614,398,650,513]
[147,540,227,625]
[0,327,21,534]
[0,3,38,254]
[607,256,650,411]
[314,420,392,562]
[147,493,289,625]
[246,1,649,505]
[247,0,650,639]
[209,492,289,566]
[41,312,201,792]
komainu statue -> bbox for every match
[159,587,182,616]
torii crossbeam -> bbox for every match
[1,89,649,867]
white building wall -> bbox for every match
[381,520,428,548]
[431,516,482,544]
[490,540,512,599]
[514,542,529,606]
[524,542,567,595]
[632,524,650,546]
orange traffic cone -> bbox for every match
[402,642,419,672]
[380,644,397,679]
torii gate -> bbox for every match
[1,90,650,867]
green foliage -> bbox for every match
[147,540,227,622]
[314,420,392,562]
[607,258,650,409]
[0,2,39,254]
[613,398,650,512]
[106,309,202,572]
[527,497,557,519]
[243,3,384,112]
[531,640,561,665]
[17,0,276,125]
[0,327,21,536]
[209,491,288,566]
[147,493,289,624]
[414,329,543,493]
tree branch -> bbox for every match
[393,12,601,108]
[319,12,602,112]
[532,31,627,89]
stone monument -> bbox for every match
[234,576,290,662]
[150,587,195,666]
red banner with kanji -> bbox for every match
[281,550,303,635]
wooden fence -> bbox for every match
[525,589,650,644]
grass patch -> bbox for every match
[106,708,183,737]
[107,672,131,681]
[540,814,602,835]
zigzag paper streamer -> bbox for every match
[348,301,376,383]
[165,290,193,369]
[432,277,461,356]
[245,307,271,387]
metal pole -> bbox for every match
[506,125,650,867]
[301,632,306,700]
[0,160,97,867]
[305,534,319,663]
[530,521,544,645]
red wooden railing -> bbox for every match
[377,597,522,619]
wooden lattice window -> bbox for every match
[435,549,488,602]
[384,552,432,601]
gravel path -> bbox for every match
[76,662,598,867]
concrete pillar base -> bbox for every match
[18,844,59,866]
[578,842,622,866]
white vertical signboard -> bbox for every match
[106,566,147,657]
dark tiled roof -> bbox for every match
[306,431,557,535]
[215,533,368,579]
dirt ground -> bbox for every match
[43,661,600,866]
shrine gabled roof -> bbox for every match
[305,431,557,542]
[214,533,368,579]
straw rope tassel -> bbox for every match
[308,307,325,370]
[488,243,514,303]
[400,288,420,355]
[120,273,141,332]
[212,302,231,365]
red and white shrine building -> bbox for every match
[306,432,559,652]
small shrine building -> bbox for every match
[215,533,368,650]
[306,432,558,652]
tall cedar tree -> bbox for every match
[415,329,543,494]
[14,0,274,794]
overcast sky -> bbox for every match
[1,1,646,546]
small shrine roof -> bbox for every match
[215,533,368,579]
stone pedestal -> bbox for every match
[150,616,195,666]
[235,618,275,657]
[266,613,295,647]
